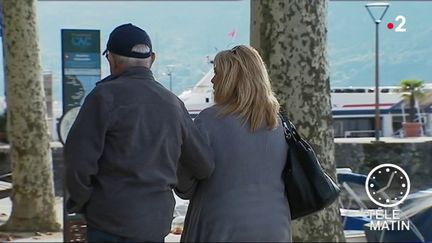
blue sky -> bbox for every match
[0,0,431,103]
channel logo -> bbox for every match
[387,15,407,32]
[365,164,411,208]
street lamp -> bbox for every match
[166,65,175,92]
[365,2,390,141]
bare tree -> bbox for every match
[251,0,345,241]
[0,0,59,231]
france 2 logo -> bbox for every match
[387,15,407,32]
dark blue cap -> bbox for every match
[103,23,152,59]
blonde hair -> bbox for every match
[213,45,280,132]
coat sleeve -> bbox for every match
[174,162,199,200]
[175,110,215,199]
[64,88,112,213]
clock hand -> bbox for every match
[375,171,396,194]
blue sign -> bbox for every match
[61,29,100,114]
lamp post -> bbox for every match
[166,65,175,92]
[365,2,390,141]
[0,0,7,98]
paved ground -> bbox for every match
[335,136,432,143]
[0,197,181,242]
[0,197,63,242]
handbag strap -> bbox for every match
[279,113,313,153]
[279,113,292,141]
[278,113,300,142]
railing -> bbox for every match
[344,130,377,138]
[393,127,404,138]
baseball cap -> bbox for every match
[103,23,153,59]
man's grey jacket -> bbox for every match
[64,66,214,241]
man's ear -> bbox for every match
[149,53,156,67]
[109,55,120,74]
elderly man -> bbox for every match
[64,23,214,242]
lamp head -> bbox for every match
[365,2,390,23]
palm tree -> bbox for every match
[251,0,345,242]
[399,79,424,123]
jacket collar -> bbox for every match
[97,66,154,85]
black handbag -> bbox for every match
[279,113,340,220]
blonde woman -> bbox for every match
[175,45,291,242]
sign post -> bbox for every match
[60,29,101,242]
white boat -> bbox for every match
[179,70,432,138]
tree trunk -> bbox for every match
[251,1,345,242]
[409,92,415,122]
[0,0,60,231]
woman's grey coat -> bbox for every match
[176,106,291,242]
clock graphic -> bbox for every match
[365,163,410,208]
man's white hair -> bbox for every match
[131,44,150,53]
[111,44,152,68]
